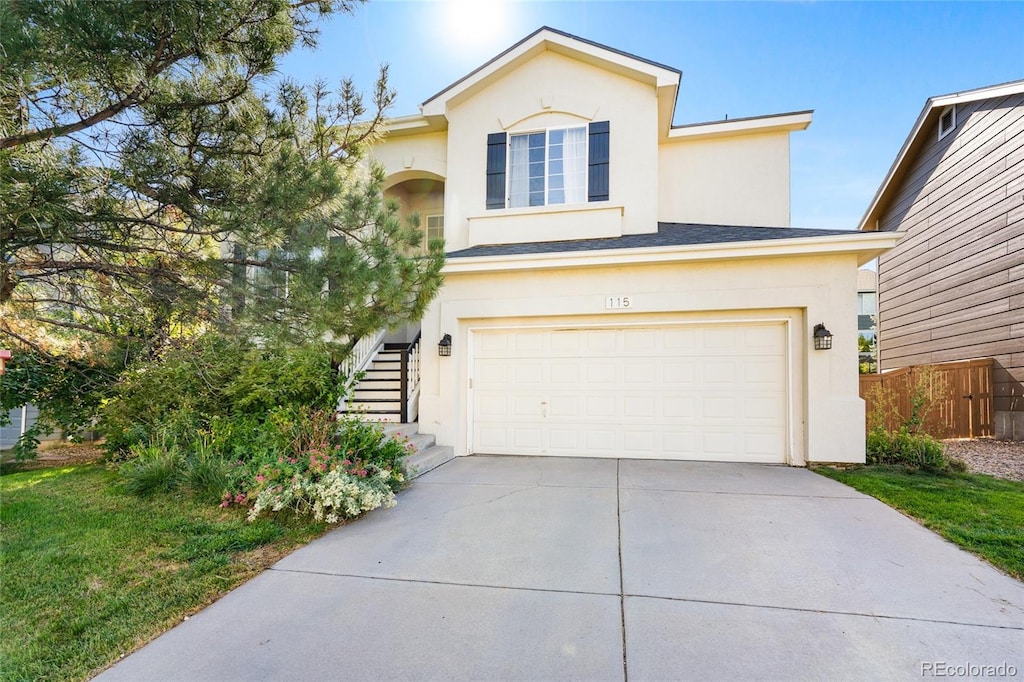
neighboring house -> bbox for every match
[1,405,40,450]
[858,79,1024,440]
[350,27,897,465]
[857,268,878,371]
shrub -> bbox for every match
[120,407,412,523]
[99,335,340,454]
[121,443,185,497]
[866,427,948,471]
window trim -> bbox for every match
[505,125,589,209]
[938,104,957,140]
[424,213,444,249]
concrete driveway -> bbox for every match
[99,456,1024,681]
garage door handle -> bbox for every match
[541,401,548,418]
[963,394,973,400]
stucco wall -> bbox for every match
[417,251,864,465]
[659,131,792,227]
[373,132,448,187]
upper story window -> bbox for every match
[857,291,877,316]
[487,121,609,210]
[938,105,957,140]
[425,214,444,246]
[509,127,587,207]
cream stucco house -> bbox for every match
[347,27,899,466]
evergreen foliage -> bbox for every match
[0,0,445,452]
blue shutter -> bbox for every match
[588,121,609,202]
[486,132,507,209]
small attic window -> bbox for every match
[938,105,957,140]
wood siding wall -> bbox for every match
[877,92,1024,439]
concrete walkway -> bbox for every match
[98,457,1024,681]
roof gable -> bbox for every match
[858,78,1024,232]
[419,27,681,131]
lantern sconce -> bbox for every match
[438,333,452,357]
[813,323,833,351]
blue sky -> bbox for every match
[278,1,1024,230]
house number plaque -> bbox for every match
[605,296,633,309]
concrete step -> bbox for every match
[382,422,419,438]
[406,432,436,453]
[404,444,455,478]
[354,412,402,422]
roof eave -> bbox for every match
[666,110,813,142]
[444,232,902,274]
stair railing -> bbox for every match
[340,328,386,394]
[399,331,422,423]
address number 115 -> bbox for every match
[605,296,632,309]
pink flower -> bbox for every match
[256,474,265,483]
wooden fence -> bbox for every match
[859,358,993,439]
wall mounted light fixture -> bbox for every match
[813,323,833,351]
[438,333,452,357]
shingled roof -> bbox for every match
[447,222,864,258]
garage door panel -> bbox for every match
[622,361,657,384]
[472,323,788,462]
[549,331,580,353]
[744,360,785,383]
[550,364,579,383]
[622,430,655,453]
[584,330,618,353]
[703,361,738,384]
[585,363,617,384]
[663,396,696,418]
[476,395,508,418]
[513,332,544,353]
[549,396,580,417]
[743,396,785,420]
[512,363,544,385]
[663,362,697,384]
[703,397,737,419]
[548,429,579,450]
[586,396,617,418]
[512,428,542,449]
[476,427,508,450]
[624,397,655,417]
[623,329,657,352]
[663,328,698,349]
[511,396,541,417]
[476,361,509,386]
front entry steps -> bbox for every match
[383,422,454,479]
[343,345,407,423]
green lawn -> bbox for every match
[816,465,1024,581]
[0,464,328,682]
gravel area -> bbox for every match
[943,438,1024,482]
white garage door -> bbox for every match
[471,322,788,462]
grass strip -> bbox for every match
[815,465,1024,581]
[1,464,327,681]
